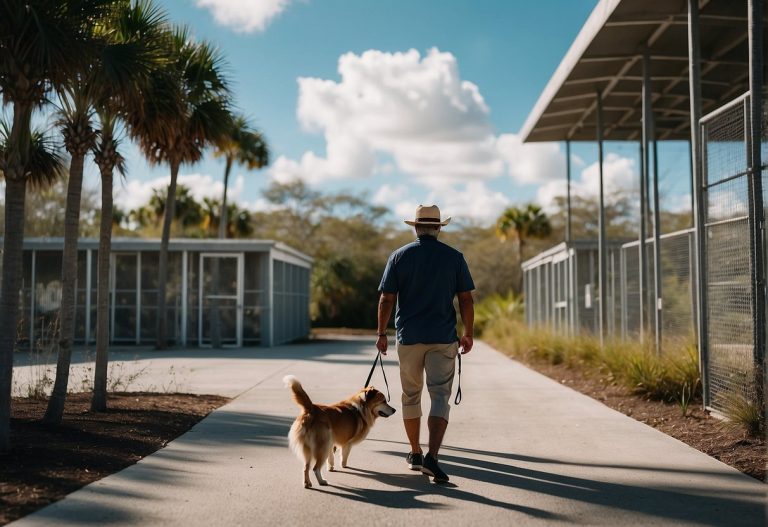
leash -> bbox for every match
[454,349,462,405]
[365,346,462,406]
[364,350,391,401]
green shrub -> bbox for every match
[720,392,764,437]
[480,313,702,404]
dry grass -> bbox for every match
[480,309,701,407]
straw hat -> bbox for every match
[404,204,452,227]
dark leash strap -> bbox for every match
[454,350,462,405]
[365,350,391,401]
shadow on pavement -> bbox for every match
[333,467,564,519]
[366,445,761,526]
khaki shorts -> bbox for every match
[396,342,459,421]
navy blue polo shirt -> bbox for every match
[379,235,475,345]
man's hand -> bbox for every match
[459,335,473,354]
[376,335,389,355]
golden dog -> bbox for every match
[284,375,396,488]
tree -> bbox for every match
[45,0,169,423]
[0,127,65,443]
[0,0,113,450]
[212,115,268,239]
[127,26,231,348]
[496,204,552,292]
[549,192,638,240]
[91,0,169,412]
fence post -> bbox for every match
[640,54,651,344]
[596,91,608,346]
[747,0,765,398]
[688,0,709,407]
[566,140,572,243]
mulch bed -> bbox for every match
[517,357,765,482]
[1,392,230,526]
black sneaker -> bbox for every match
[406,452,423,470]
[421,453,449,483]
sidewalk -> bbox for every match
[11,338,766,526]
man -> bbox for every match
[376,204,475,483]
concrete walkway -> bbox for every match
[11,338,766,526]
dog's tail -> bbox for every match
[283,375,313,413]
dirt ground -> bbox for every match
[522,358,765,482]
[1,392,229,526]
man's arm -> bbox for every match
[457,291,474,354]
[376,292,397,355]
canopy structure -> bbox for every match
[521,0,760,142]
[518,0,765,415]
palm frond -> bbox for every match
[0,120,65,189]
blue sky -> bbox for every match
[92,0,692,226]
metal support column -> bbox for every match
[29,250,35,348]
[596,90,608,345]
[181,250,188,346]
[566,139,572,243]
[85,249,92,344]
[748,0,766,374]
[652,139,663,354]
[640,49,653,345]
[688,0,709,406]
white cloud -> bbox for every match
[535,153,638,213]
[115,173,245,211]
[428,181,510,224]
[195,0,292,33]
[496,133,564,184]
[271,48,503,189]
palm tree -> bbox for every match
[126,26,231,348]
[496,204,552,293]
[91,1,169,412]
[212,115,269,239]
[44,0,170,423]
[0,127,65,443]
[0,0,114,450]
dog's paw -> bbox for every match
[304,481,312,489]
[328,466,335,472]
[318,479,329,486]
[341,463,348,469]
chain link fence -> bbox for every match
[700,93,761,413]
[523,231,695,345]
[523,92,764,417]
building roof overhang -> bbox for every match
[521,0,757,142]
[10,237,314,265]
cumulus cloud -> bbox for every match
[271,48,502,188]
[496,133,565,184]
[195,0,292,33]
[115,173,245,211]
[373,181,509,225]
[535,153,638,213]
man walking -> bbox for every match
[376,205,475,483]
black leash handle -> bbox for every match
[365,350,391,401]
[454,350,462,405]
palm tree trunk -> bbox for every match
[0,101,33,450]
[0,177,27,450]
[156,160,180,349]
[217,156,232,239]
[92,166,113,411]
[44,151,86,425]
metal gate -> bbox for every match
[700,92,762,413]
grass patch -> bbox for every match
[483,316,701,404]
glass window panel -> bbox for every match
[140,308,158,340]
[113,308,136,340]
[114,254,137,289]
